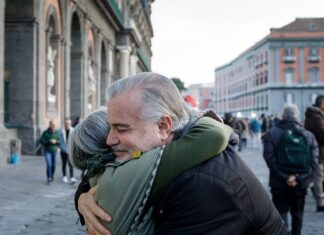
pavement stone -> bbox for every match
[0,155,85,235]
[1,147,324,235]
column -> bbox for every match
[117,46,131,78]
[130,54,138,76]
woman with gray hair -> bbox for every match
[69,108,232,234]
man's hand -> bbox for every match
[287,175,298,187]
[50,139,57,144]
[78,186,112,235]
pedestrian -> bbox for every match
[75,72,288,235]
[39,120,61,184]
[224,113,244,151]
[72,117,81,128]
[240,117,250,150]
[260,113,270,138]
[263,104,318,235]
[250,117,262,149]
[305,94,324,212]
[58,118,77,184]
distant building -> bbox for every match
[214,18,324,118]
[0,0,155,162]
[184,83,214,110]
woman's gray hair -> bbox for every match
[282,104,300,120]
[68,108,111,170]
[105,72,190,131]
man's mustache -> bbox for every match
[110,145,128,152]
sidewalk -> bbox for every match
[0,155,85,235]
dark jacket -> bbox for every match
[263,117,318,194]
[39,128,60,153]
[305,105,324,163]
[153,146,288,235]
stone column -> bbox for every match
[117,46,131,78]
[0,0,5,126]
[96,33,103,106]
[0,1,9,164]
[130,54,138,76]
[108,43,115,83]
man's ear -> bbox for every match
[157,115,173,141]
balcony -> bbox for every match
[308,55,320,63]
[283,56,295,63]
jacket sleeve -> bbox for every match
[39,132,48,145]
[263,131,290,182]
[153,157,288,235]
[149,117,232,206]
[74,175,91,226]
[310,114,324,145]
[296,132,319,185]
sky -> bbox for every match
[151,0,324,87]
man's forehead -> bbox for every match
[107,91,142,124]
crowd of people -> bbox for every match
[222,95,324,235]
[37,71,323,235]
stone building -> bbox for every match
[0,0,155,163]
[214,18,324,119]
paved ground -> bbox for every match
[0,147,324,234]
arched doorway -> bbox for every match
[70,12,82,122]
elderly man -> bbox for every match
[39,120,60,184]
[263,104,318,235]
[75,72,287,235]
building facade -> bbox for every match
[214,18,324,118]
[0,0,155,162]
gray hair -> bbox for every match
[68,108,111,170]
[282,104,300,120]
[105,72,190,131]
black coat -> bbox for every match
[263,117,319,195]
[153,146,288,235]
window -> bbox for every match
[309,47,320,62]
[309,67,319,83]
[285,48,294,57]
[310,47,318,56]
[284,69,294,85]
[283,48,295,62]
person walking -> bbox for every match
[39,120,61,184]
[250,117,262,149]
[263,104,319,235]
[58,118,77,184]
[305,95,324,211]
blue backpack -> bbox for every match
[276,128,310,174]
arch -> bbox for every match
[70,12,82,122]
[45,5,60,34]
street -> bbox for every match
[0,147,324,234]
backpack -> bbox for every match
[276,128,311,174]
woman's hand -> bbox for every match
[78,186,112,235]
